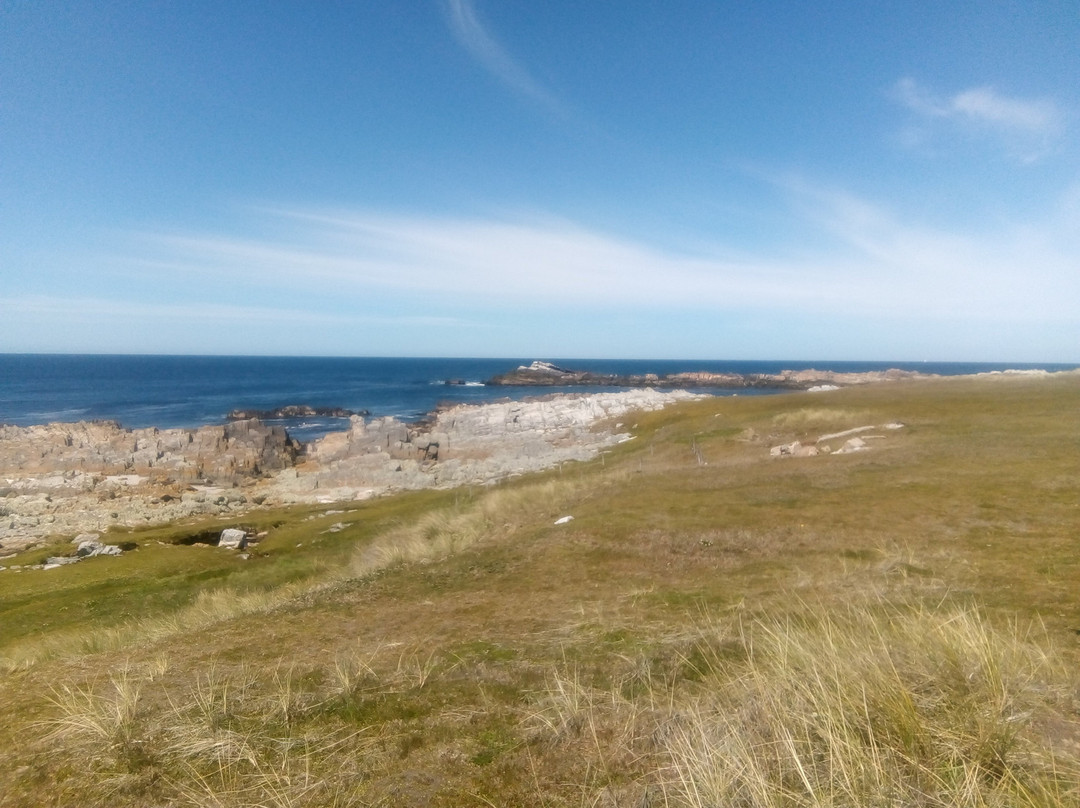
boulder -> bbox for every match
[770,441,818,458]
[75,540,123,557]
[218,528,248,549]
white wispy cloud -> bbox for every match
[125,212,845,310]
[0,295,468,328]
[443,0,563,114]
[894,78,1063,162]
[6,190,1077,359]
[111,196,1079,325]
[950,87,1060,132]
[896,78,1060,132]
[781,178,1080,319]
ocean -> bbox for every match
[1,355,1075,443]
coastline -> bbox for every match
[0,388,704,556]
[2,367,1075,560]
[4,355,1076,435]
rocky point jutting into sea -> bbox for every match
[486,360,938,389]
[0,388,702,555]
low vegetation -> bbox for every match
[1,372,1078,806]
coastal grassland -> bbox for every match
[0,372,1078,806]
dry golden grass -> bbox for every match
[663,603,1080,807]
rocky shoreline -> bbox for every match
[0,389,703,556]
[2,366,1070,560]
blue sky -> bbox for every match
[2,1,1078,361]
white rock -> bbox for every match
[218,528,248,549]
[76,540,123,557]
[836,437,869,454]
[817,426,875,443]
[770,441,818,458]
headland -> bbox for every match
[488,360,938,389]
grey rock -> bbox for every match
[265,389,704,505]
[0,390,706,548]
[218,528,247,549]
[76,540,123,557]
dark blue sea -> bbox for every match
[1,356,1075,443]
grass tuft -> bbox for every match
[349,477,582,575]
[662,604,1080,807]
[45,668,143,750]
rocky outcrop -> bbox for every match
[770,423,905,458]
[0,419,300,554]
[489,361,935,390]
[226,405,362,420]
[75,538,124,558]
[490,361,593,385]
[0,390,702,554]
[41,538,124,570]
[0,419,299,482]
[262,389,704,504]
[769,441,819,458]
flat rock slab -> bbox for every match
[218,528,248,549]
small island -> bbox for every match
[226,404,364,421]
